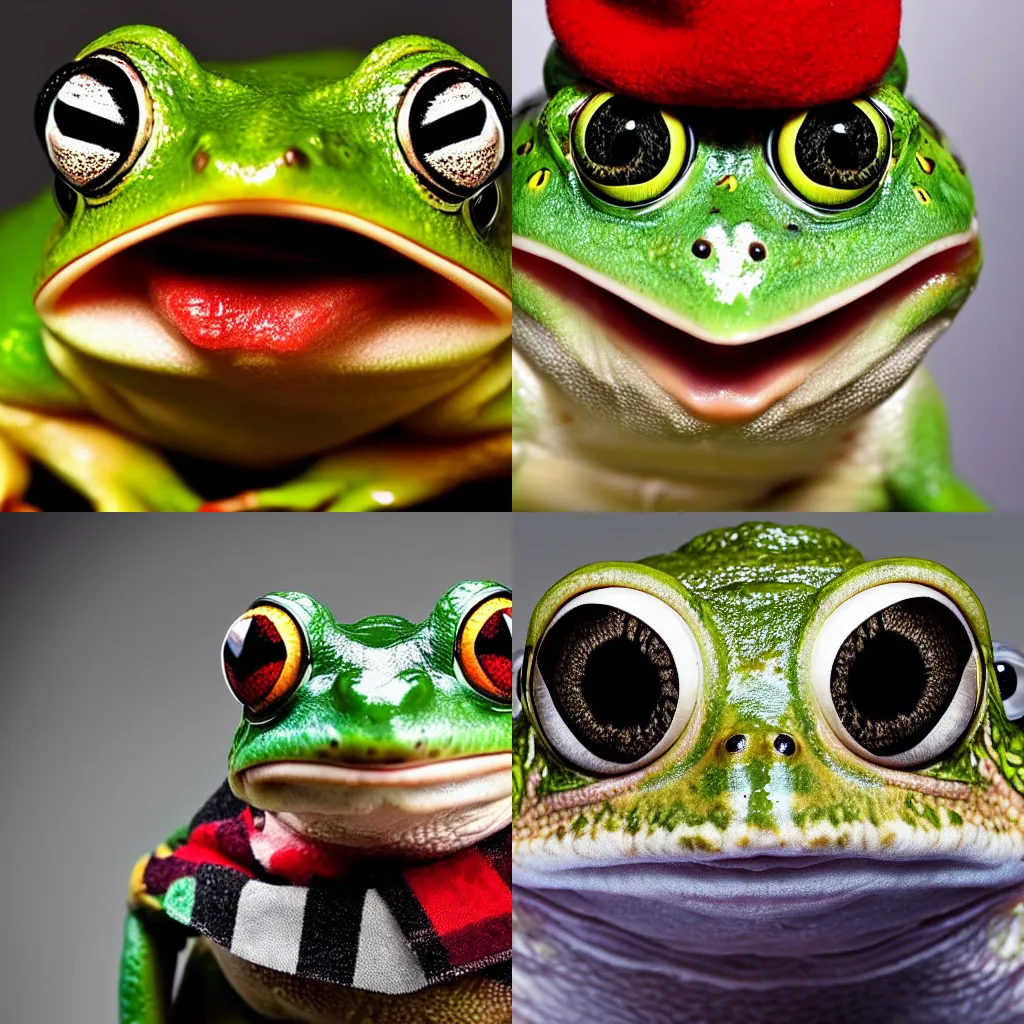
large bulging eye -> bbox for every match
[222,602,308,720]
[531,587,701,775]
[810,583,980,768]
[572,92,691,207]
[773,99,891,210]
[994,643,1024,724]
[456,592,512,704]
[35,50,152,198]
[398,64,510,204]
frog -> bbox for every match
[511,46,986,511]
[513,522,1024,1023]
[0,25,511,511]
[121,581,513,1023]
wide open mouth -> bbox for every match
[514,228,979,425]
[37,201,511,363]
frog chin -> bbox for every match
[34,200,510,367]
[230,752,512,859]
[513,226,980,427]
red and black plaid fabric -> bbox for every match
[138,782,511,993]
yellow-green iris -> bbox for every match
[572,91,689,206]
[775,99,891,210]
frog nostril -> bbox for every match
[692,238,713,260]
[774,734,797,757]
[283,147,309,168]
[192,150,209,174]
[749,241,767,262]
[724,734,747,754]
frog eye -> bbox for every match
[994,643,1024,724]
[222,602,308,721]
[531,587,701,775]
[35,50,152,198]
[455,592,512,705]
[397,64,510,204]
[771,99,891,210]
[571,92,692,207]
[810,583,980,768]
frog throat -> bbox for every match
[34,200,511,364]
[230,751,512,858]
[513,223,979,426]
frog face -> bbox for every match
[223,582,512,857]
[514,524,1024,956]
[30,27,510,463]
[512,55,980,425]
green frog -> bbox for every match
[0,25,510,510]
[512,49,985,511]
[513,522,1024,1023]
[122,582,512,1023]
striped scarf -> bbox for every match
[135,782,511,995]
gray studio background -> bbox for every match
[513,0,1023,510]
[0,513,510,1024]
[513,514,1023,652]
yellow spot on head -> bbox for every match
[528,168,551,192]
[716,174,738,192]
[915,152,936,174]
[913,186,933,206]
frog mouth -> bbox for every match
[231,752,512,853]
[36,201,510,361]
[513,227,979,425]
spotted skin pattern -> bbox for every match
[513,524,1024,1024]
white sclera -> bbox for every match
[532,586,702,776]
[994,643,1024,723]
[810,582,979,769]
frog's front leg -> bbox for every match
[0,401,202,511]
[204,345,511,511]
[119,908,184,1024]
[883,369,989,511]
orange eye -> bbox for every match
[222,602,307,719]
[456,593,512,704]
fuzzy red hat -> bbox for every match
[545,0,902,109]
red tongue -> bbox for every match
[146,266,396,353]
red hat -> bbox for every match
[545,0,902,109]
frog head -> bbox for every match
[513,50,979,429]
[223,582,511,858]
[31,26,510,464]
[514,524,1024,968]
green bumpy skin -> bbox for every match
[515,523,1022,840]
[120,582,512,1024]
[511,49,986,511]
[0,26,511,511]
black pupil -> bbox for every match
[997,662,1019,701]
[581,96,671,188]
[582,636,661,729]
[537,602,679,764]
[830,597,973,757]
[794,102,885,191]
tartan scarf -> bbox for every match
[137,782,511,995]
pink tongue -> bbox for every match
[146,266,395,353]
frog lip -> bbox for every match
[513,225,978,346]
[513,226,979,425]
[235,751,512,791]
[35,200,510,358]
